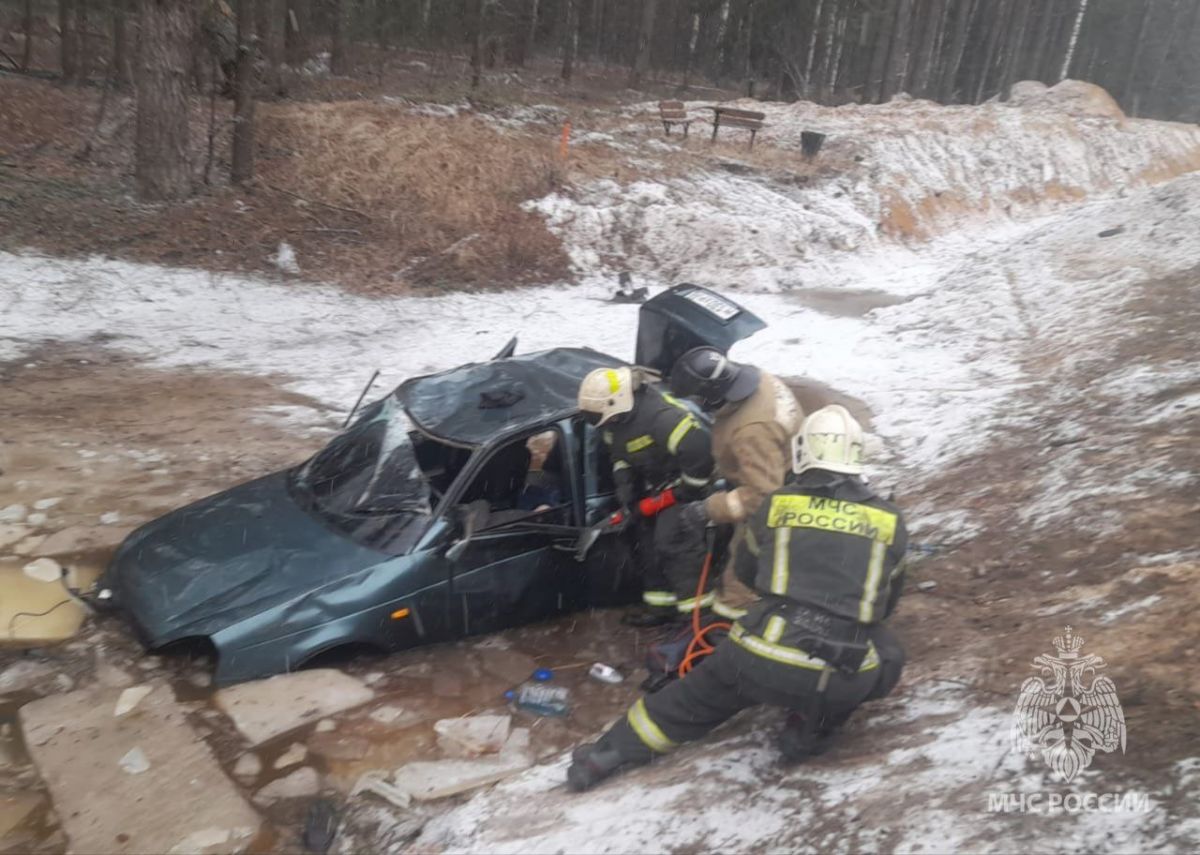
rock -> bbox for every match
[274,742,308,769]
[33,498,62,511]
[53,673,74,692]
[254,767,320,805]
[215,669,374,746]
[19,683,260,853]
[477,648,537,686]
[0,505,27,524]
[0,660,55,693]
[315,718,337,733]
[916,580,938,592]
[119,745,151,774]
[308,732,370,762]
[368,705,423,728]
[232,752,262,782]
[25,512,48,527]
[434,715,511,756]
[21,557,62,583]
[114,684,155,716]
[99,511,121,526]
[0,524,28,550]
[394,753,534,801]
[351,771,411,808]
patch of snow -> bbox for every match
[1099,594,1164,624]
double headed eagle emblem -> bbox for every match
[1011,626,1126,782]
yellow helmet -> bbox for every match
[793,404,865,475]
[578,367,636,425]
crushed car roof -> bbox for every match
[398,347,625,447]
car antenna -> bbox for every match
[342,369,381,429]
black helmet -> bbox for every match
[669,347,760,409]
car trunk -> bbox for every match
[635,284,766,375]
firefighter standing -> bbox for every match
[567,405,908,791]
[577,366,717,624]
[668,347,803,620]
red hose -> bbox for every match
[677,547,730,677]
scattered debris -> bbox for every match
[1,559,87,645]
[275,742,308,769]
[514,683,570,717]
[254,766,321,805]
[113,685,154,717]
[232,752,262,782]
[434,715,512,756]
[118,745,151,774]
[214,669,374,745]
[303,798,340,854]
[394,752,534,801]
[367,704,423,728]
[352,770,412,809]
[477,648,537,685]
[0,504,27,523]
[589,663,624,684]
[21,557,62,583]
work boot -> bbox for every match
[777,713,839,764]
[566,743,628,792]
[621,607,679,628]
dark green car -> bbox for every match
[101,286,765,684]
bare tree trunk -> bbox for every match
[232,0,257,184]
[561,0,579,81]
[1121,0,1153,113]
[1023,0,1055,84]
[520,0,538,65]
[999,0,1032,99]
[21,0,34,71]
[1059,0,1089,80]
[911,0,947,97]
[938,0,975,100]
[470,0,484,88]
[375,0,389,48]
[629,0,658,88]
[111,0,134,86]
[76,0,90,80]
[973,0,1011,102]
[60,0,78,80]
[330,0,347,74]
[881,0,913,101]
[682,11,699,89]
[135,0,193,201]
[865,0,894,103]
[286,0,309,66]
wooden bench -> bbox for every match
[658,101,693,137]
[708,106,766,148]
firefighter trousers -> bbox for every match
[639,507,727,614]
[598,624,905,764]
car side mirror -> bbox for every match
[446,500,489,562]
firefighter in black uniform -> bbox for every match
[577,366,717,625]
[567,404,909,790]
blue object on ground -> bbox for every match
[532,668,554,682]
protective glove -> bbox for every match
[677,500,711,535]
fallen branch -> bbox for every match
[263,182,372,221]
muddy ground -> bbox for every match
[1,256,1196,852]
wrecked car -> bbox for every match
[100,285,766,684]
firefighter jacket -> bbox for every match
[731,472,908,674]
[603,384,714,505]
[704,371,803,525]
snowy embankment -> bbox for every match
[532,81,1200,291]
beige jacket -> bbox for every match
[704,371,803,524]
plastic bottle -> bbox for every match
[514,682,570,716]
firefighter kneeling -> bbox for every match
[568,404,909,791]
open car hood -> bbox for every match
[635,284,766,375]
[105,473,392,643]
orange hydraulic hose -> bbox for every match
[677,546,731,677]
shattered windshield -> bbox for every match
[293,396,432,518]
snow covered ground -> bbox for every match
[3,94,1199,853]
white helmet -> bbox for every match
[578,367,636,425]
[793,404,865,475]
